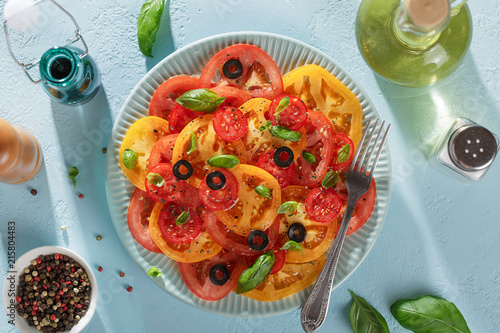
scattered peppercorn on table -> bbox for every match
[1,0,500,332]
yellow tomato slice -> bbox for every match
[282,64,363,149]
[171,114,247,188]
[278,186,338,263]
[215,164,281,237]
[239,255,325,302]
[239,98,307,164]
[119,116,170,191]
[149,202,222,262]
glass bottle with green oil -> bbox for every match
[355,0,472,87]
[39,46,100,105]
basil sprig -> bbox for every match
[280,240,303,254]
[146,173,165,187]
[147,267,162,277]
[207,155,240,169]
[236,251,275,294]
[391,295,471,333]
[321,171,339,189]
[186,131,196,155]
[302,151,318,164]
[254,185,271,199]
[259,121,272,132]
[277,201,298,214]
[122,148,138,170]
[337,144,351,163]
[176,211,190,226]
[269,125,302,142]
[137,0,165,57]
[68,166,79,188]
[349,290,389,333]
[176,89,225,113]
[273,96,290,122]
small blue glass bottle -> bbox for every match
[39,46,100,105]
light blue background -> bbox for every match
[1,0,500,332]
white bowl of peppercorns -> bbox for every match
[3,246,98,332]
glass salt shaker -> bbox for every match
[3,0,100,105]
[430,118,499,183]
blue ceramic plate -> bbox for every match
[104,32,391,317]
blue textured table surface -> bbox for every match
[1,0,500,332]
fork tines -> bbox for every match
[350,117,391,176]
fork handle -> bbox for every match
[300,198,357,333]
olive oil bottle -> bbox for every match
[355,0,472,87]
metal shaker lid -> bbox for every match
[448,124,498,171]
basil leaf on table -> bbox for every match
[236,251,274,294]
[137,0,166,58]
[176,89,225,113]
[349,290,390,333]
[391,295,470,333]
[269,125,302,142]
[207,155,240,169]
[68,166,79,187]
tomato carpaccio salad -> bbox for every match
[120,44,375,302]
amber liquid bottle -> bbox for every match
[0,118,43,184]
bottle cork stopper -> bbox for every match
[407,0,450,29]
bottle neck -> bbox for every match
[392,0,451,50]
[39,47,82,87]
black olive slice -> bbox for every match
[206,170,226,190]
[173,160,193,180]
[274,146,294,168]
[288,223,306,243]
[222,59,243,79]
[247,230,269,251]
[209,264,230,286]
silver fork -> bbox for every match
[300,118,390,333]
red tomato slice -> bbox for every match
[256,150,294,190]
[168,104,200,134]
[158,203,202,244]
[145,163,186,203]
[213,107,249,141]
[204,209,280,256]
[212,86,251,108]
[176,183,203,208]
[268,95,308,131]
[178,249,246,301]
[199,168,239,211]
[149,134,179,169]
[291,110,334,187]
[198,44,283,100]
[329,133,355,171]
[305,187,342,223]
[149,76,199,121]
[127,188,162,253]
[333,171,377,234]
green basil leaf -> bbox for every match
[236,251,274,294]
[176,89,225,113]
[186,131,196,155]
[176,211,190,226]
[146,173,165,187]
[277,201,298,214]
[391,295,471,333]
[273,96,290,122]
[321,171,339,189]
[269,125,302,142]
[68,166,79,188]
[254,185,271,199]
[302,151,318,164]
[259,120,272,132]
[147,267,162,277]
[337,144,351,163]
[137,0,165,58]
[122,148,138,170]
[349,290,390,333]
[207,155,240,169]
[280,240,303,254]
